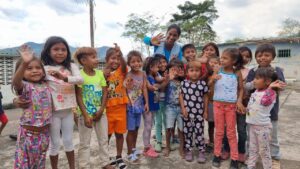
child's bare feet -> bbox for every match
[163,148,170,157]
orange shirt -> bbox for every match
[106,67,129,107]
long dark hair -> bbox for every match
[202,42,220,57]
[145,57,160,75]
[223,48,244,71]
[41,36,72,71]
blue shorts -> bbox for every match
[165,105,183,131]
[127,106,142,131]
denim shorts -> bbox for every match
[165,105,183,131]
[127,106,142,131]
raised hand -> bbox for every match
[269,80,286,89]
[18,44,34,63]
[150,33,165,46]
[47,70,67,81]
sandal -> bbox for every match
[132,148,142,158]
[115,158,127,169]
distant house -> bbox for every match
[0,43,109,105]
[216,37,300,81]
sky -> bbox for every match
[1,0,300,54]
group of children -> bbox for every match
[9,23,286,169]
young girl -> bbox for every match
[206,56,220,152]
[179,61,208,163]
[222,46,253,162]
[154,54,168,152]
[164,59,185,157]
[41,36,83,169]
[13,45,52,169]
[199,42,220,80]
[104,44,128,169]
[124,50,149,163]
[246,67,283,169]
[143,57,160,158]
[210,48,245,169]
[144,24,183,61]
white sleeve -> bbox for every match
[67,63,83,85]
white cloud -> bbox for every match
[0,0,299,54]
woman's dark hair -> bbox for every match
[255,67,278,83]
[127,50,142,65]
[105,47,126,73]
[41,36,72,71]
[202,42,220,57]
[223,48,244,71]
[167,24,181,36]
[239,46,253,63]
[255,43,276,58]
[12,57,46,94]
[144,57,160,75]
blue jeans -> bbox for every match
[270,120,280,159]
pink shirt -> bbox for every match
[20,81,52,127]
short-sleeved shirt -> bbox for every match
[165,80,181,106]
[107,67,129,107]
[181,79,208,117]
[19,81,52,127]
[246,66,285,121]
[147,75,159,111]
[126,72,145,114]
[77,69,107,117]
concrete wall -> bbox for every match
[218,42,300,80]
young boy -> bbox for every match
[246,43,286,169]
[0,91,8,135]
[74,47,113,169]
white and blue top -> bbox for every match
[213,68,238,103]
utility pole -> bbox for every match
[89,0,94,47]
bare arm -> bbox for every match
[179,92,187,118]
[75,86,92,128]
[143,74,149,112]
[236,71,245,113]
[204,93,209,120]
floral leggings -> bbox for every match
[14,126,50,169]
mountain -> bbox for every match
[0,42,109,61]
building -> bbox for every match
[0,43,108,105]
[216,37,300,81]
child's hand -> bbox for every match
[18,44,34,63]
[269,80,286,90]
[48,70,67,81]
[169,67,177,80]
[144,103,149,112]
[151,33,165,46]
[93,110,103,122]
[213,64,221,72]
[84,116,93,128]
[236,102,246,114]
[212,74,221,81]
[103,66,111,79]
[114,43,121,55]
[182,108,188,119]
[197,56,208,64]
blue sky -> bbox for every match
[1,0,300,55]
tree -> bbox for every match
[170,0,218,46]
[225,37,245,43]
[122,13,162,56]
[278,18,300,38]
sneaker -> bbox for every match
[221,151,230,160]
[115,158,127,169]
[185,151,193,162]
[229,160,238,169]
[212,156,221,168]
[238,153,246,163]
[197,151,206,163]
[109,157,117,166]
[126,153,139,164]
[9,134,17,141]
[154,142,162,152]
[102,164,115,169]
[272,159,281,169]
[143,146,159,158]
